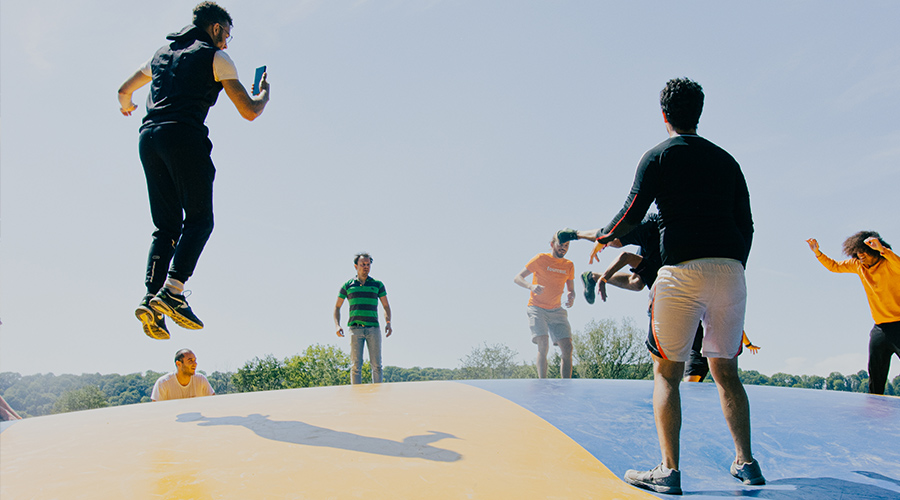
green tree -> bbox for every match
[102,372,162,405]
[890,375,900,396]
[769,372,800,388]
[572,318,651,380]
[283,344,351,388]
[795,375,825,390]
[52,385,108,414]
[738,369,770,386]
[232,355,285,392]
[206,370,236,395]
[848,370,869,393]
[382,366,457,382]
[457,343,522,379]
[826,371,849,391]
[0,372,22,393]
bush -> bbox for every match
[52,385,108,413]
[572,318,651,380]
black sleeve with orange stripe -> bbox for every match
[597,149,660,244]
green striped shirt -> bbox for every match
[339,277,387,327]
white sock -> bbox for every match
[163,278,185,295]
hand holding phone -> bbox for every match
[252,65,267,96]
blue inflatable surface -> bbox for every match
[463,379,900,499]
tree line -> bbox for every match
[2,318,897,418]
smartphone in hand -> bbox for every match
[252,66,266,96]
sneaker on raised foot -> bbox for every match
[556,228,579,244]
[624,463,682,495]
[150,288,204,330]
[730,459,765,485]
[581,271,597,304]
[136,295,170,340]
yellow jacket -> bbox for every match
[816,248,900,324]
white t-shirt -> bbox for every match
[151,372,215,401]
[140,50,238,82]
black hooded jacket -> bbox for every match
[142,25,223,134]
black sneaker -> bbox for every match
[150,288,204,330]
[581,271,596,304]
[136,295,170,340]
[556,228,579,243]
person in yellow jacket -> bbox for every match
[807,232,900,394]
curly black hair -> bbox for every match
[354,252,373,265]
[660,78,704,131]
[842,231,891,259]
[193,1,233,29]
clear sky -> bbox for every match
[1,0,898,380]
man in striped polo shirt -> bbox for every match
[334,253,392,384]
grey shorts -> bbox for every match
[527,306,572,345]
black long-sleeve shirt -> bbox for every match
[598,135,753,267]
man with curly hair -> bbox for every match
[118,2,271,340]
[558,78,762,493]
[807,232,900,394]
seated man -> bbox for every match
[151,349,215,401]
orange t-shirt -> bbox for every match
[526,253,575,310]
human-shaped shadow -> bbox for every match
[682,473,900,499]
[176,412,461,462]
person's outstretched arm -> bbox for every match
[117,69,152,116]
[222,74,269,121]
[806,238,855,273]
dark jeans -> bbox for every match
[868,321,900,394]
[139,124,215,294]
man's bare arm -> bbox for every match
[599,251,643,283]
[380,295,392,337]
[333,297,345,337]
[118,69,152,116]
[221,76,269,121]
[606,272,645,291]
[514,269,541,294]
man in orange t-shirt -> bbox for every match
[515,233,576,378]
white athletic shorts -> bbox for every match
[648,258,746,362]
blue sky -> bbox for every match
[1,0,898,380]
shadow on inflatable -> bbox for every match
[176,411,461,462]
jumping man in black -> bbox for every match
[118,2,270,339]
